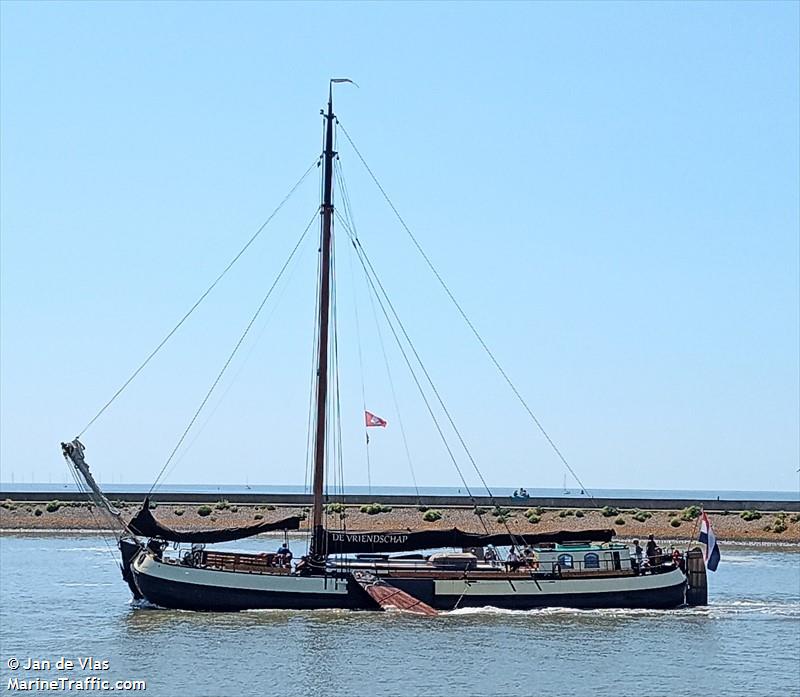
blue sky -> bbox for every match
[1,1,798,492]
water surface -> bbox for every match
[1,534,798,697]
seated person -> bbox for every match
[275,543,292,567]
[294,556,310,575]
[506,547,523,571]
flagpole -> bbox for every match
[688,507,703,555]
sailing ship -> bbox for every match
[61,82,709,613]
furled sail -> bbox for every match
[128,498,302,543]
[325,527,614,554]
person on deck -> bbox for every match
[646,534,658,566]
[276,543,292,567]
[523,547,538,569]
[506,547,522,571]
[633,540,644,570]
[484,545,498,563]
[294,556,309,575]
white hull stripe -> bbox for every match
[133,554,349,594]
[434,568,686,596]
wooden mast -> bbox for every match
[309,84,336,563]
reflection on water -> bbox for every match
[1,534,798,697]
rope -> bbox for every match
[336,201,424,504]
[165,220,314,473]
[77,158,320,438]
[336,161,373,495]
[353,235,495,499]
[347,233,489,535]
[63,460,121,564]
[337,121,594,502]
[148,209,319,494]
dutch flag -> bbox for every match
[698,511,721,572]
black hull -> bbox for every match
[131,560,687,613]
[134,570,369,612]
[119,538,144,600]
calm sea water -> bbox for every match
[1,534,798,697]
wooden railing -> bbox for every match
[200,551,291,575]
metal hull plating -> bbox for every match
[131,552,688,612]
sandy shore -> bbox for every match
[2,499,799,544]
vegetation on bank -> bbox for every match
[360,503,392,515]
[0,498,798,542]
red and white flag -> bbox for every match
[365,411,388,428]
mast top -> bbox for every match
[328,78,357,106]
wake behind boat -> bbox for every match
[61,81,710,613]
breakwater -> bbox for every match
[1,491,797,512]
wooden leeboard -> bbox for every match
[352,572,438,616]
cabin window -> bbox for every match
[557,554,574,569]
[584,553,600,569]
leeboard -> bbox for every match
[352,571,438,616]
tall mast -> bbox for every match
[309,85,336,562]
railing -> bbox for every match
[340,555,674,579]
[199,550,291,575]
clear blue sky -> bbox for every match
[1,1,798,492]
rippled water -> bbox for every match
[1,534,798,697]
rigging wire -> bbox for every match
[77,158,320,439]
[349,228,530,547]
[340,214,530,542]
[340,222,478,504]
[347,231,489,535]
[329,220,347,510]
[148,209,320,494]
[304,229,323,497]
[335,160,373,495]
[335,160,422,503]
[363,261,422,505]
[64,464,120,564]
[336,121,593,500]
[351,232,495,499]
[166,221,316,473]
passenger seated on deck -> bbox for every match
[523,548,538,569]
[506,547,522,571]
[275,543,292,567]
[484,545,498,563]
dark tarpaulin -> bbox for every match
[128,498,302,543]
[325,527,614,554]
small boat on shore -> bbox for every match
[62,81,709,613]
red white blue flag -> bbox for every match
[698,511,721,572]
[365,411,387,428]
